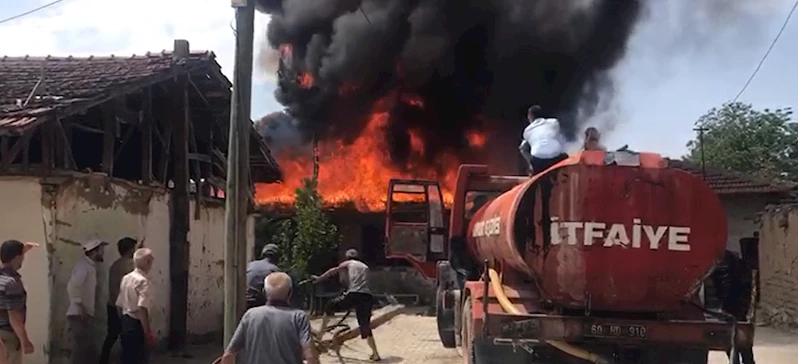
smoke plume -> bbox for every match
[255,111,304,153]
[257,0,644,169]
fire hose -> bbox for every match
[487,268,612,364]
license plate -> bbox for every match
[583,323,648,339]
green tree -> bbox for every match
[281,178,340,280]
[685,102,797,181]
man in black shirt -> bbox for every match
[711,250,755,364]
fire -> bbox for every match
[255,103,477,211]
[400,93,424,108]
[467,131,486,148]
[298,73,313,88]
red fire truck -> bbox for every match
[384,150,753,364]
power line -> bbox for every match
[732,0,798,102]
[0,0,68,26]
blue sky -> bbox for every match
[1,0,795,158]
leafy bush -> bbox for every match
[254,178,340,280]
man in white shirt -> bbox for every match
[116,248,155,364]
[66,240,109,364]
[519,105,569,175]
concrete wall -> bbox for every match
[758,203,798,329]
[0,174,253,363]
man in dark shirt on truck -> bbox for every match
[246,244,282,309]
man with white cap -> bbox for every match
[66,239,108,364]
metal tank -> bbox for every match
[466,154,727,312]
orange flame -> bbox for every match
[255,102,478,211]
[400,93,424,108]
[298,73,314,88]
[467,131,486,148]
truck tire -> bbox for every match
[437,289,457,348]
[461,296,476,364]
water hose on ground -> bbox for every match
[487,269,611,364]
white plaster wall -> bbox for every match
[186,202,255,338]
[720,195,770,253]
[47,175,171,360]
[0,177,50,364]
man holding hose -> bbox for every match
[313,249,381,362]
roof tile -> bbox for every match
[0,51,216,130]
[668,159,797,195]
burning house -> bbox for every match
[0,40,281,363]
[251,0,798,305]
[252,0,645,302]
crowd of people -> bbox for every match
[0,236,379,364]
[0,238,154,364]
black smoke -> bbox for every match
[255,111,304,153]
[257,0,643,169]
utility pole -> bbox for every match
[312,133,319,182]
[693,126,707,179]
[224,0,255,348]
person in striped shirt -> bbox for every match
[0,240,38,364]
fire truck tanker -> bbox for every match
[384,150,753,364]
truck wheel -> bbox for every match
[461,297,476,364]
[437,289,457,348]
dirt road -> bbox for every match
[153,314,797,363]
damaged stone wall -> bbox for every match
[42,173,253,363]
[758,203,798,330]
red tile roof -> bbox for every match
[668,159,797,195]
[0,51,220,134]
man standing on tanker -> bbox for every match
[518,105,569,175]
[312,249,381,362]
